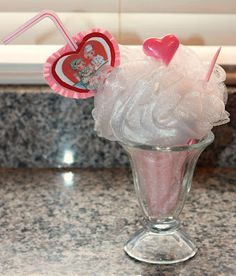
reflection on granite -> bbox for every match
[0,85,235,168]
[0,168,235,275]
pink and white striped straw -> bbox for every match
[204,46,221,82]
[2,10,77,51]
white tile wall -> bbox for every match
[0,1,235,46]
[120,0,236,13]
[120,13,236,45]
[0,0,118,12]
[0,13,119,44]
[1,0,235,13]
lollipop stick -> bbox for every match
[204,47,221,82]
[2,10,77,51]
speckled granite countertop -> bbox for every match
[0,168,235,275]
[0,85,235,168]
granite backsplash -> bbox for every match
[0,85,235,168]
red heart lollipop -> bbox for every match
[143,34,179,65]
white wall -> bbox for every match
[0,0,236,45]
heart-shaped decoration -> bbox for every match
[44,29,120,99]
[143,34,179,65]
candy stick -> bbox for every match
[2,10,77,51]
[204,47,221,82]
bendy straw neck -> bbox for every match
[2,10,77,51]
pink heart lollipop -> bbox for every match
[143,34,179,65]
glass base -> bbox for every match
[124,227,197,264]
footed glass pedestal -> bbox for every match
[121,132,214,264]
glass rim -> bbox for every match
[120,131,215,152]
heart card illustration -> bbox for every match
[44,28,120,99]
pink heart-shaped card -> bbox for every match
[44,28,120,99]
